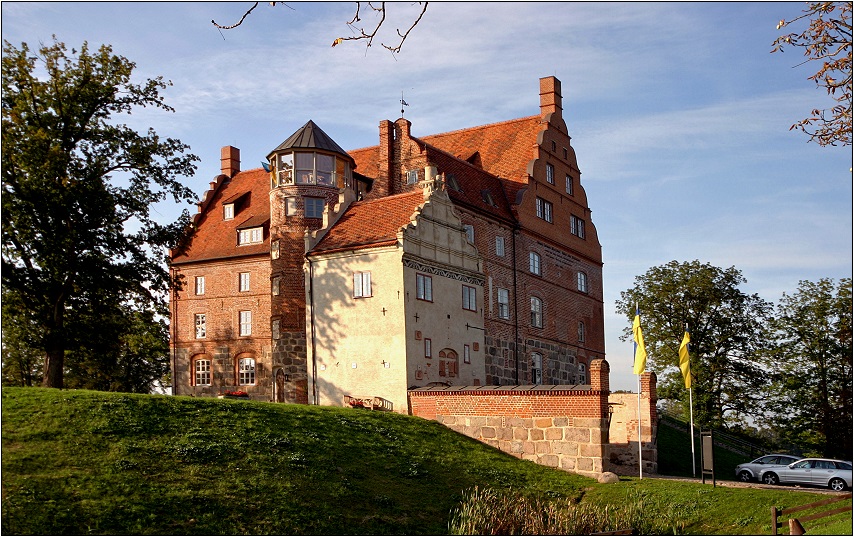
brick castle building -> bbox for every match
[169,76,606,413]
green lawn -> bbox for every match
[2,387,850,535]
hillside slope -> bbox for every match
[1,388,591,535]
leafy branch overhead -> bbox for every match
[212,2,428,54]
[772,2,852,146]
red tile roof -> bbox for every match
[172,168,271,264]
[421,116,542,183]
[310,191,425,254]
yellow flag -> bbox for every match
[679,331,691,389]
[632,313,647,374]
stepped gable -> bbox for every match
[310,191,425,254]
[172,167,271,264]
[268,120,349,157]
[420,116,541,183]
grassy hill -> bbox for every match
[2,387,850,535]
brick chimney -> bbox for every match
[375,120,394,197]
[539,76,563,122]
[221,146,240,178]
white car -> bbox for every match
[759,458,853,491]
[735,454,801,482]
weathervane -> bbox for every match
[400,91,409,117]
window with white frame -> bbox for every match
[239,272,250,292]
[495,236,505,257]
[565,174,574,195]
[462,285,477,311]
[406,169,418,184]
[531,352,543,384]
[464,344,471,364]
[224,203,234,220]
[305,197,325,218]
[195,276,205,296]
[238,357,256,385]
[353,271,372,298]
[416,273,433,302]
[463,224,475,244]
[577,271,588,293]
[271,240,280,260]
[238,227,263,245]
[424,338,432,358]
[272,276,281,296]
[195,313,206,339]
[285,197,298,216]
[529,251,541,275]
[578,321,586,342]
[545,163,555,184]
[497,288,510,320]
[578,362,587,384]
[530,297,543,328]
[194,358,211,386]
[535,197,553,223]
[239,310,252,336]
[571,215,585,239]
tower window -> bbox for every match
[305,197,325,218]
[577,272,588,294]
[406,169,418,184]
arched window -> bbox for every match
[238,356,256,386]
[438,349,458,378]
[192,355,211,386]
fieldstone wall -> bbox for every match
[409,359,610,478]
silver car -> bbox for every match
[759,458,853,491]
[735,454,801,482]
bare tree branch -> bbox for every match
[212,2,260,30]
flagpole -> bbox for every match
[637,372,643,479]
[634,302,643,480]
[689,385,696,477]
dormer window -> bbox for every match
[223,203,234,220]
[238,227,263,245]
[446,174,462,192]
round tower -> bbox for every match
[266,120,355,404]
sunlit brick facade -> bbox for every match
[170,76,605,409]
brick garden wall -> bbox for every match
[409,359,611,478]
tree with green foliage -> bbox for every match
[617,260,772,429]
[764,278,852,459]
[772,2,852,146]
[1,38,198,389]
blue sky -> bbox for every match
[3,2,851,391]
